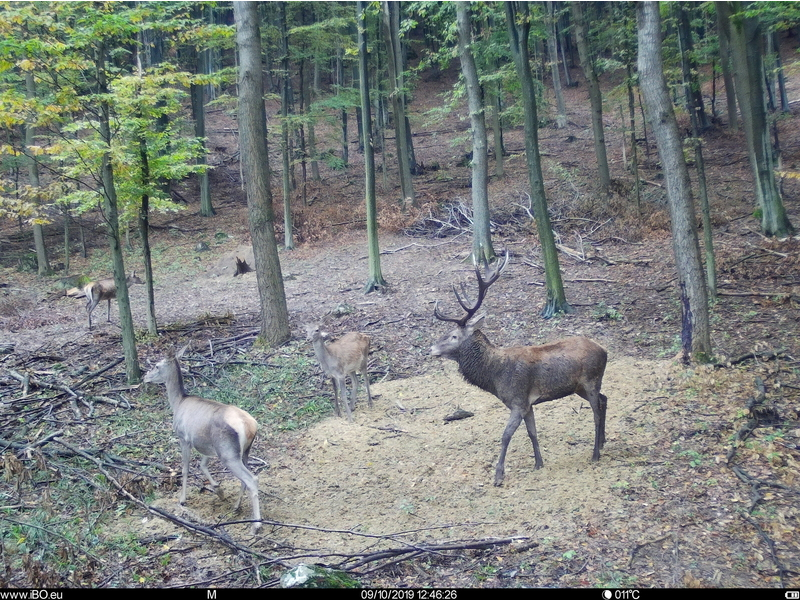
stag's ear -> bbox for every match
[176,344,190,360]
[466,313,486,334]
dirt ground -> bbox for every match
[2,43,800,588]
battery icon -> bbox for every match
[786,592,799,599]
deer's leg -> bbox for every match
[200,455,223,499]
[584,390,604,461]
[225,458,262,534]
[494,408,525,486]
[86,296,98,330]
[522,409,544,470]
[337,376,353,422]
[179,441,193,504]
[330,378,341,417]
[106,299,112,323]
[363,367,373,408]
[349,371,359,411]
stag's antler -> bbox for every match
[434,250,509,326]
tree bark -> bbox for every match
[506,2,570,318]
[572,1,610,197]
[279,1,294,250]
[96,41,141,382]
[358,1,386,293]
[725,2,794,237]
[547,1,567,129]
[715,2,738,130]
[637,1,711,361]
[457,2,494,263]
[233,1,291,346]
[24,70,51,276]
[192,4,214,217]
[382,1,415,209]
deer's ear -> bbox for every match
[176,344,190,359]
[467,313,486,333]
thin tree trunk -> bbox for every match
[547,1,567,129]
[192,5,214,217]
[457,2,494,263]
[233,0,291,347]
[506,2,570,318]
[637,1,711,361]
[572,2,610,197]
[25,70,51,276]
[96,42,141,382]
[382,1,415,209]
[279,2,294,250]
[716,2,738,130]
[357,0,386,293]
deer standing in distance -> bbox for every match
[84,271,143,330]
[143,345,262,534]
[305,323,372,422]
[430,251,608,486]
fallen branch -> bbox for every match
[715,349,786,368]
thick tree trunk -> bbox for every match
[233,1,291,346]
[457,2,494,263]
[637,1,711,361]
[675,3,710,130]
[506,2,570,318]
[358,1,386,293]
[572,1,610,197]
[725,2,794,237]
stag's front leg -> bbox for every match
[522,409,544,469]
[494,407,525,486]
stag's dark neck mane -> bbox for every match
[456,331,502,396]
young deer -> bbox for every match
[84,272,143,329]
[305,324,372,422]
[430,252,608,486]
[143,346,262,534]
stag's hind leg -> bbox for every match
[582,389,606,462]
[522,408,544,470]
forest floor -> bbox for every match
[1,54,800,589]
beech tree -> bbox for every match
[233,0,291,346]
[637,1,711,361]
[506,1,570,318]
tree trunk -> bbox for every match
[358,1,386,293]
[675,3,710,130]
[572,1,610,197]
[716,2,738,130]
[506,2,570,318]
[24,70,51,276]
[637,1,711,361]
[96,42,141,383]
[192,5,214,217]
[547,1,567,129]
[233,0,291,347]
[725,2,794,237]
[381,1,415,209]
[279,2,293,249]
[457,2,494,263]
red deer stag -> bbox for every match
[430,252,608,486]
[144,346,262,533]
[84,272,143,330]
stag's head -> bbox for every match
[430,251,508,359]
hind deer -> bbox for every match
[143,346,262,534]
[430,251,608,486]
[84,272,143,329]
[305,324,372,422]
